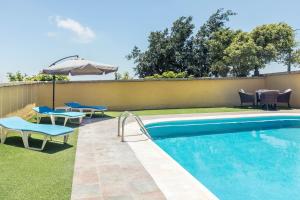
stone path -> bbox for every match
[71,117,166,200]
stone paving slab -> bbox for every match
[71,117,166,200]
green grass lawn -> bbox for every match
[104,106,261,117]
[0,129,78,200]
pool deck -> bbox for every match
[71,117,166,200]
[71,110,300,200]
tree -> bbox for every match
[210,61,231,77]
[127,16,194,77]
[189,9,236,77]
[207,28,240,76]
[224,32,261,77]
[251,23,295,73]
[128,9,236,78]
[287,49,300,67]
[127,9,298,78]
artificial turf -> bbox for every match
[0,129,78,200]
[104,106,260,117]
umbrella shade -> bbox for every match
[42,59,118,75]
[42,56,118,109]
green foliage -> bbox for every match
[122,72,131,80]
[207,28,240,77]
[190,9,237,77]
[26,74,69,81]
[114,72,122,80]
[7,72,69,82]
[290,49,300,66]
[128,9,237,78]
[114,71,132,80]
[128,9,299,77]
[224,32,261,77]
[211,61,230,77]
[127,16,195,77]
[7,71,27,81]
[221,23,296,76]
[144,71,189,79]
[251,23,295,71]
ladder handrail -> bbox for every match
[118,111,152,142]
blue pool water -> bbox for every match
[145,116,300,200]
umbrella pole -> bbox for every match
[52,75,56,110]
[47,55,79,110]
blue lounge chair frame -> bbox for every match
[65,102,107,118]
[33,106,85,126]
[0,117,74,151]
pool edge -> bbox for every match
[125,113,300,200]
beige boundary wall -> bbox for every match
[265,71,300,107]
[37,77,265,110]
[1,71,300,116]
[0,83,39,118]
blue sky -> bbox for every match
[1,0,300,82]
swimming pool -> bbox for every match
[145,116,300,200]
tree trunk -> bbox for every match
[254,67,260,76]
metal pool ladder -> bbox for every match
[118,111,152,142]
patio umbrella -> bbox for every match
[42,55,118,109]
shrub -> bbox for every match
[144,71,189,79]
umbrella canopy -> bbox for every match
[42,58,118,75]
[42,56,118,109]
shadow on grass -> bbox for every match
[233,105,293,111]
[89,113,115,119]
[4,116,75,154]
[32,113,115,127]
[3,136,73,154]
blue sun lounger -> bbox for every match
[33,106,85,126]
[65,102,107,118]
[0,117,74,151]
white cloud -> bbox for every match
[51,16,96,43]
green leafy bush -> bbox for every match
[114,71,132,80]
[145,71,189,79]
[25,74,69,81]
[7,72,69,82]
[7,71,27,81]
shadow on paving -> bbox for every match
[34,113,115,127]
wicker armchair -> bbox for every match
[277,89,292,108]
[260,91,279,110]
[238,89,255,106]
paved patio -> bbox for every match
[71,110,299,200]
[71,117,166,200]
